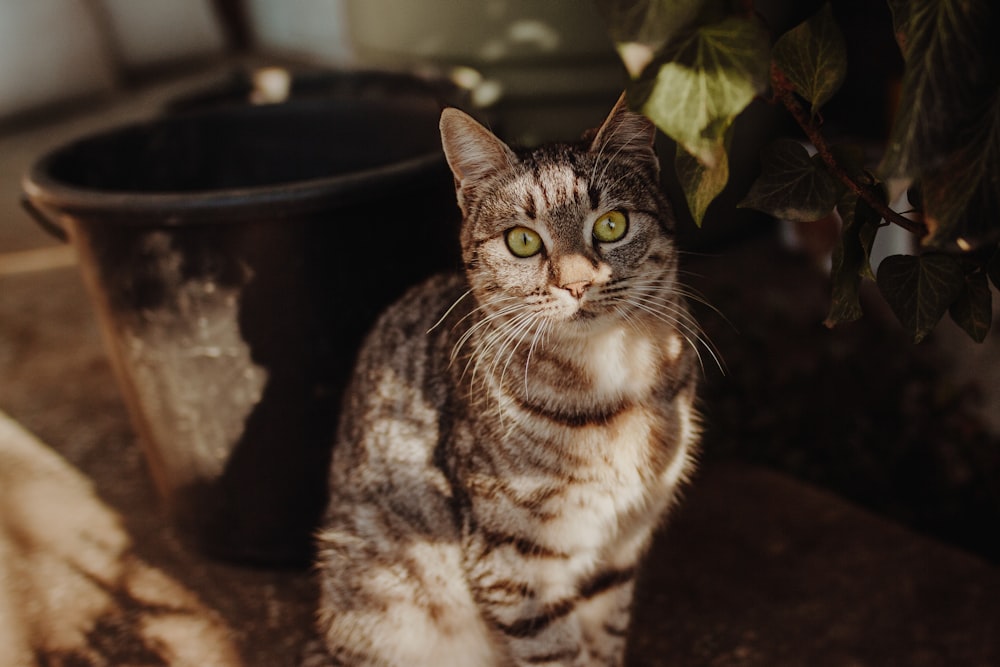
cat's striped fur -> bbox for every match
[314,96,702,666]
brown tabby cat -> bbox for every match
[313,95,702,666]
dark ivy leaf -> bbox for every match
[845,185,887,282]
[825,269,864,326]
[739,138,845,221]
[989,248,1000,290]
[635,14,770,167]
[883,0,996,174]
[949,266,992,342]
[906,181,922,212]
[921,116,1000,248]
[826,191,882,327]
[858,223,879,281]
[771,2,848,115]
[876,254,965,343]
[881,0,1000,247]
[675,131,731,227]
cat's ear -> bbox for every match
[589,93,659,174]
[440,108,516,211]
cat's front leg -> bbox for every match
[487,598,591,666]
[577,579,634,667]
[467,540,632,666]
[316,503,502,667]
[479,589,631,667]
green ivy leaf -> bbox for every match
[596,0,730,75]
[876,254,965,343]
[675,132,730,227]
[636,15,770,167]
[771,3,847,115]
[738,138,845,221]
[949,266,993,342]
[825,192,882,327]
[881,0,1000,246]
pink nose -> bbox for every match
[562,281,591,299]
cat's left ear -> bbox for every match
[440,108,517,214]
[588,93,659,176]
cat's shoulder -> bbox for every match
[371,272,469,338]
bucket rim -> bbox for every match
[20,99,450,226]
[22,151,446,225]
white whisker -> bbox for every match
[471,307,531,380]
[624,296,725,374]
[451,301,524,365]
[427,288,473,333]
[496,312,540,411]
[523,319,549,399]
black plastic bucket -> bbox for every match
[21,86,460,566]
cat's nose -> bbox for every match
[561,281,591,299]
[554,253,609,300]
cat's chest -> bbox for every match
[496,404,681,556]
[546,324,682,404]
[582,327,655,396]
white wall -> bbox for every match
[0,1,116,120]
[100,0,226,69]
[0,0,226,122]
[244,0,354,66]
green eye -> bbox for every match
[505,226,543,257]
[593,210,628,243]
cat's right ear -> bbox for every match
[440,108,516,213]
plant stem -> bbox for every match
[770,64,928,237]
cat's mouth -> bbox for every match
[555,293,617,324]
[544,287,619,325]
[570,309,597,321]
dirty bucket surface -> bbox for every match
[23,91,461,565]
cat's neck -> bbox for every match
[547,317,684,401]
[460,308,686,410]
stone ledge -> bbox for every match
[632,463,1000,666]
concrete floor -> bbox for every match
[2,63,999,665]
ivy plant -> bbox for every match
[597,0,1000,343]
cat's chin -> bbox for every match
[546,307,619,338]
[541,304,596,326]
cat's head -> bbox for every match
[439,96,678,331]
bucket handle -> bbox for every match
[20,196,68,242]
